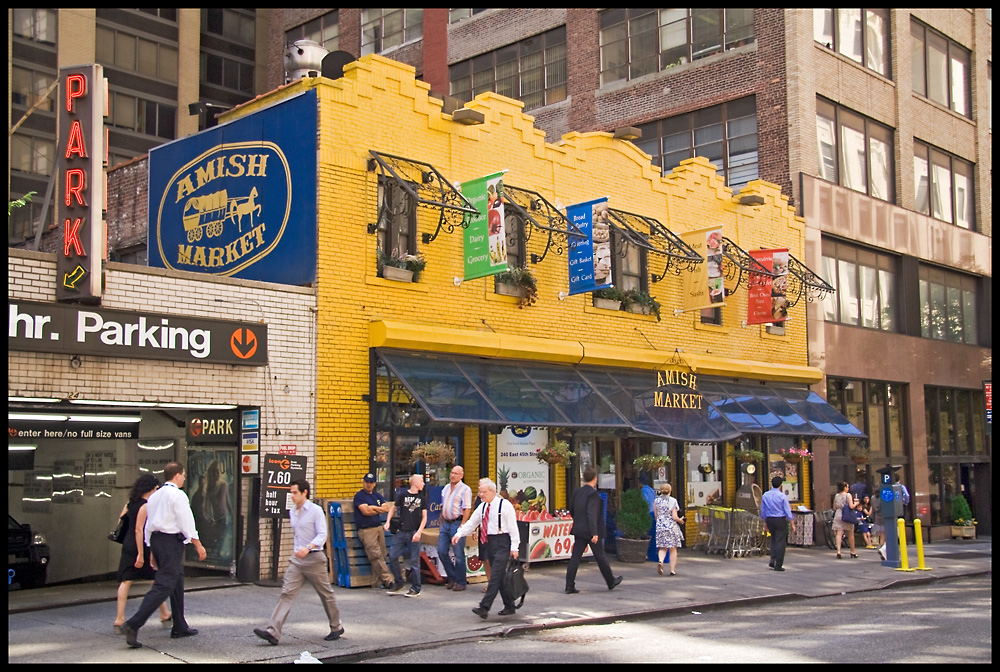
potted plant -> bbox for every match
[847,441,870,465]
[949,494,977,539]
[410,439,455,467]
[616,489,653,562]
[377,247,426,282]
[593,287,626,311]
[633,453,670,471]
[774,446,812,462]
[535,439,575,468]
[731,446,765,463]
[495,266,538,308]
[623,288,661,321]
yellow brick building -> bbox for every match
[212,55,859,548]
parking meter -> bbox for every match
[877,466,901,567]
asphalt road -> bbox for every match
[365,575,992,663]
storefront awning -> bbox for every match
[376,350,741,442]
[700,380,866,439]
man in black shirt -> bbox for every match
[384,474,427,597]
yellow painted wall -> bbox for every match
[223,56,811,500]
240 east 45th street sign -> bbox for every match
[9,300,267,366]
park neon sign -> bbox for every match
[56,64,107,302]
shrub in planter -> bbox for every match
[949,494,975,527]
[623,289,661,321]
[617,489,652,540]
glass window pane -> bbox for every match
[839,260,859,325]
[919,278,930,337]
[867,382,886,457]
[946,285,963,342]
[939,390,954,453]
[930,151,953,223]
[160,46,177,83]
[926,31,949,106]
[822,256,839,321]
[955,390,971,454]
[962,289,977,345]
[138,39,158,77]
[868,128,891,201]
[724,8,754,48]
[929,282,945,339]
[952,160,973,230]
[887,383,904,456]
[96,26,115,65]
[950,48,970,116]
[691,9,721,59]
[839,113,867,193]
[913,145,929,214]
[860,265,878,328]
[816,112,837,182]
[837,9,863,64]
[865,10,888,76]
[911,22,926,96]
[878,268,896,331]
[117,32,136,70]
[114,94,135,129]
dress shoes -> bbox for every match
[254,628,278,645]
[609,576,623,590]
[121,623,141,649]
[773,567,785,572]
[471,606,489,620]
[452,583,466,591]
[564,587,580,594]
[498,607,517,616]
[324,627,345,641]
[171,627,198,639]
[445,580,456,589]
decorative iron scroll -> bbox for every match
[721,236,774,295]
[606,209,703,283]
[502,185,587,264]
[785,253,835,308]
[367,151,479,244]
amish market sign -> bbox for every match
[9,300,267,366]
[653,368,703,410]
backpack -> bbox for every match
[503,556,529,609]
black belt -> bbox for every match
[441,518,460,522]
[151,531,185,540]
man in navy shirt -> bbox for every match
[353,473,394,590]
[759,476,796,571]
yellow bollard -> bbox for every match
[895,518,915,572]
[913,519,932,570]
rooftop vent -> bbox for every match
[284,40,329,84]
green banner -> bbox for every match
[462,171,508,281]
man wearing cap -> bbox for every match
[437,465,472,591]
[353,473,394,590]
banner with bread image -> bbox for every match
[565,196,612,296]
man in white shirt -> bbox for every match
[254,479,344,645]
[122,462,206,649]
[452,478,520,620]
[437,465,472,591]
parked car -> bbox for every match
[8,514,50,590]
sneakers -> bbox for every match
[405,587,421,597]
[877,545,886,561]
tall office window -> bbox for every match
[361,9,423,55]
[96,26,179,83]
[449,9,487,24]
[913,141,974,230]
[286,10,339,51]
[813,9,890,77]
[911,20,971,118]
[205,8,256,46]
[816,98,894,202]
[821,239,898,331]
[12,8,57,45]
[11,67,55,112]
[449,27,567,111]
[634,97,758,192]
[918,265,979,344]
[375,178,418,271]
[600,9,754,86]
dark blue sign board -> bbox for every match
[148,91,317,285]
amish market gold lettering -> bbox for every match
[174,154,269,203]
[656,369,697,389]
[177,223,266,267]
[653,391,703,409]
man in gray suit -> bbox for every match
[564,466,622,594]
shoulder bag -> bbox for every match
[841,502,860,525]
[108,513,128,543]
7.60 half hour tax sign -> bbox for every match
[261,453,307,518]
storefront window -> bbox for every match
[866,382,886,459]
[686,442,721,507]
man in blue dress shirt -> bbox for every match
[760,476,796,571]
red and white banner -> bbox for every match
[747,248,789,325]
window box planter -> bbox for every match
[593,297,622,311]
[382,266,414,282]
[627,304,651,316]
[495,282,523,298]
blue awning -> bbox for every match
[700,381,865,438]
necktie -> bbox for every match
[480,503,489,544]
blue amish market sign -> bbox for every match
[148,91,317,284]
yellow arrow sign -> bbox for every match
[63,265,86,289]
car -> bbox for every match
[8,514,50,590]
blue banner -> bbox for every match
[566,197,612,295]
[148,91,317,285]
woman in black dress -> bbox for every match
[114,474,171,633]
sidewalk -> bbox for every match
[8,537,990,663]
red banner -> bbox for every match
[747,249,789,325]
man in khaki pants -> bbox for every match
[253,480,344,645]
[353,472,394,589]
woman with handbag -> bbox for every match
[114,474,172,633]
[832,481,859,559]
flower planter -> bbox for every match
[383,266,414,282]
[593,298,622,311]
[627,304,651,316]
[616,537,649,563]
[849,457,869,465]
[495,282,524,298]
[950,525,976,539]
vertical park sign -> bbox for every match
[56,64,107,302]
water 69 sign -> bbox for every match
[261,453,307,518]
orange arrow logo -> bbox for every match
[230,328,258,359]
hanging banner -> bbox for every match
[566,197,612,295]
[461,171,507,280]
[681,226,726,311]
[747,248,789,324]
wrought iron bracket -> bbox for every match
[367,151,479,245]
[786,253,835,308]
[606,209,703,283]
[721,236,774,295]
[502,185,587,264]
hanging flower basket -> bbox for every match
[847,443,870,465]
[536,440,575,468]
[735,449,765,463]
[410,440,455,466]
[633,453,670,471]
[775,447,812,462]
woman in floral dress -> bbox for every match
[654,483,685,576]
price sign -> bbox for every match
[261,453,307,519]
